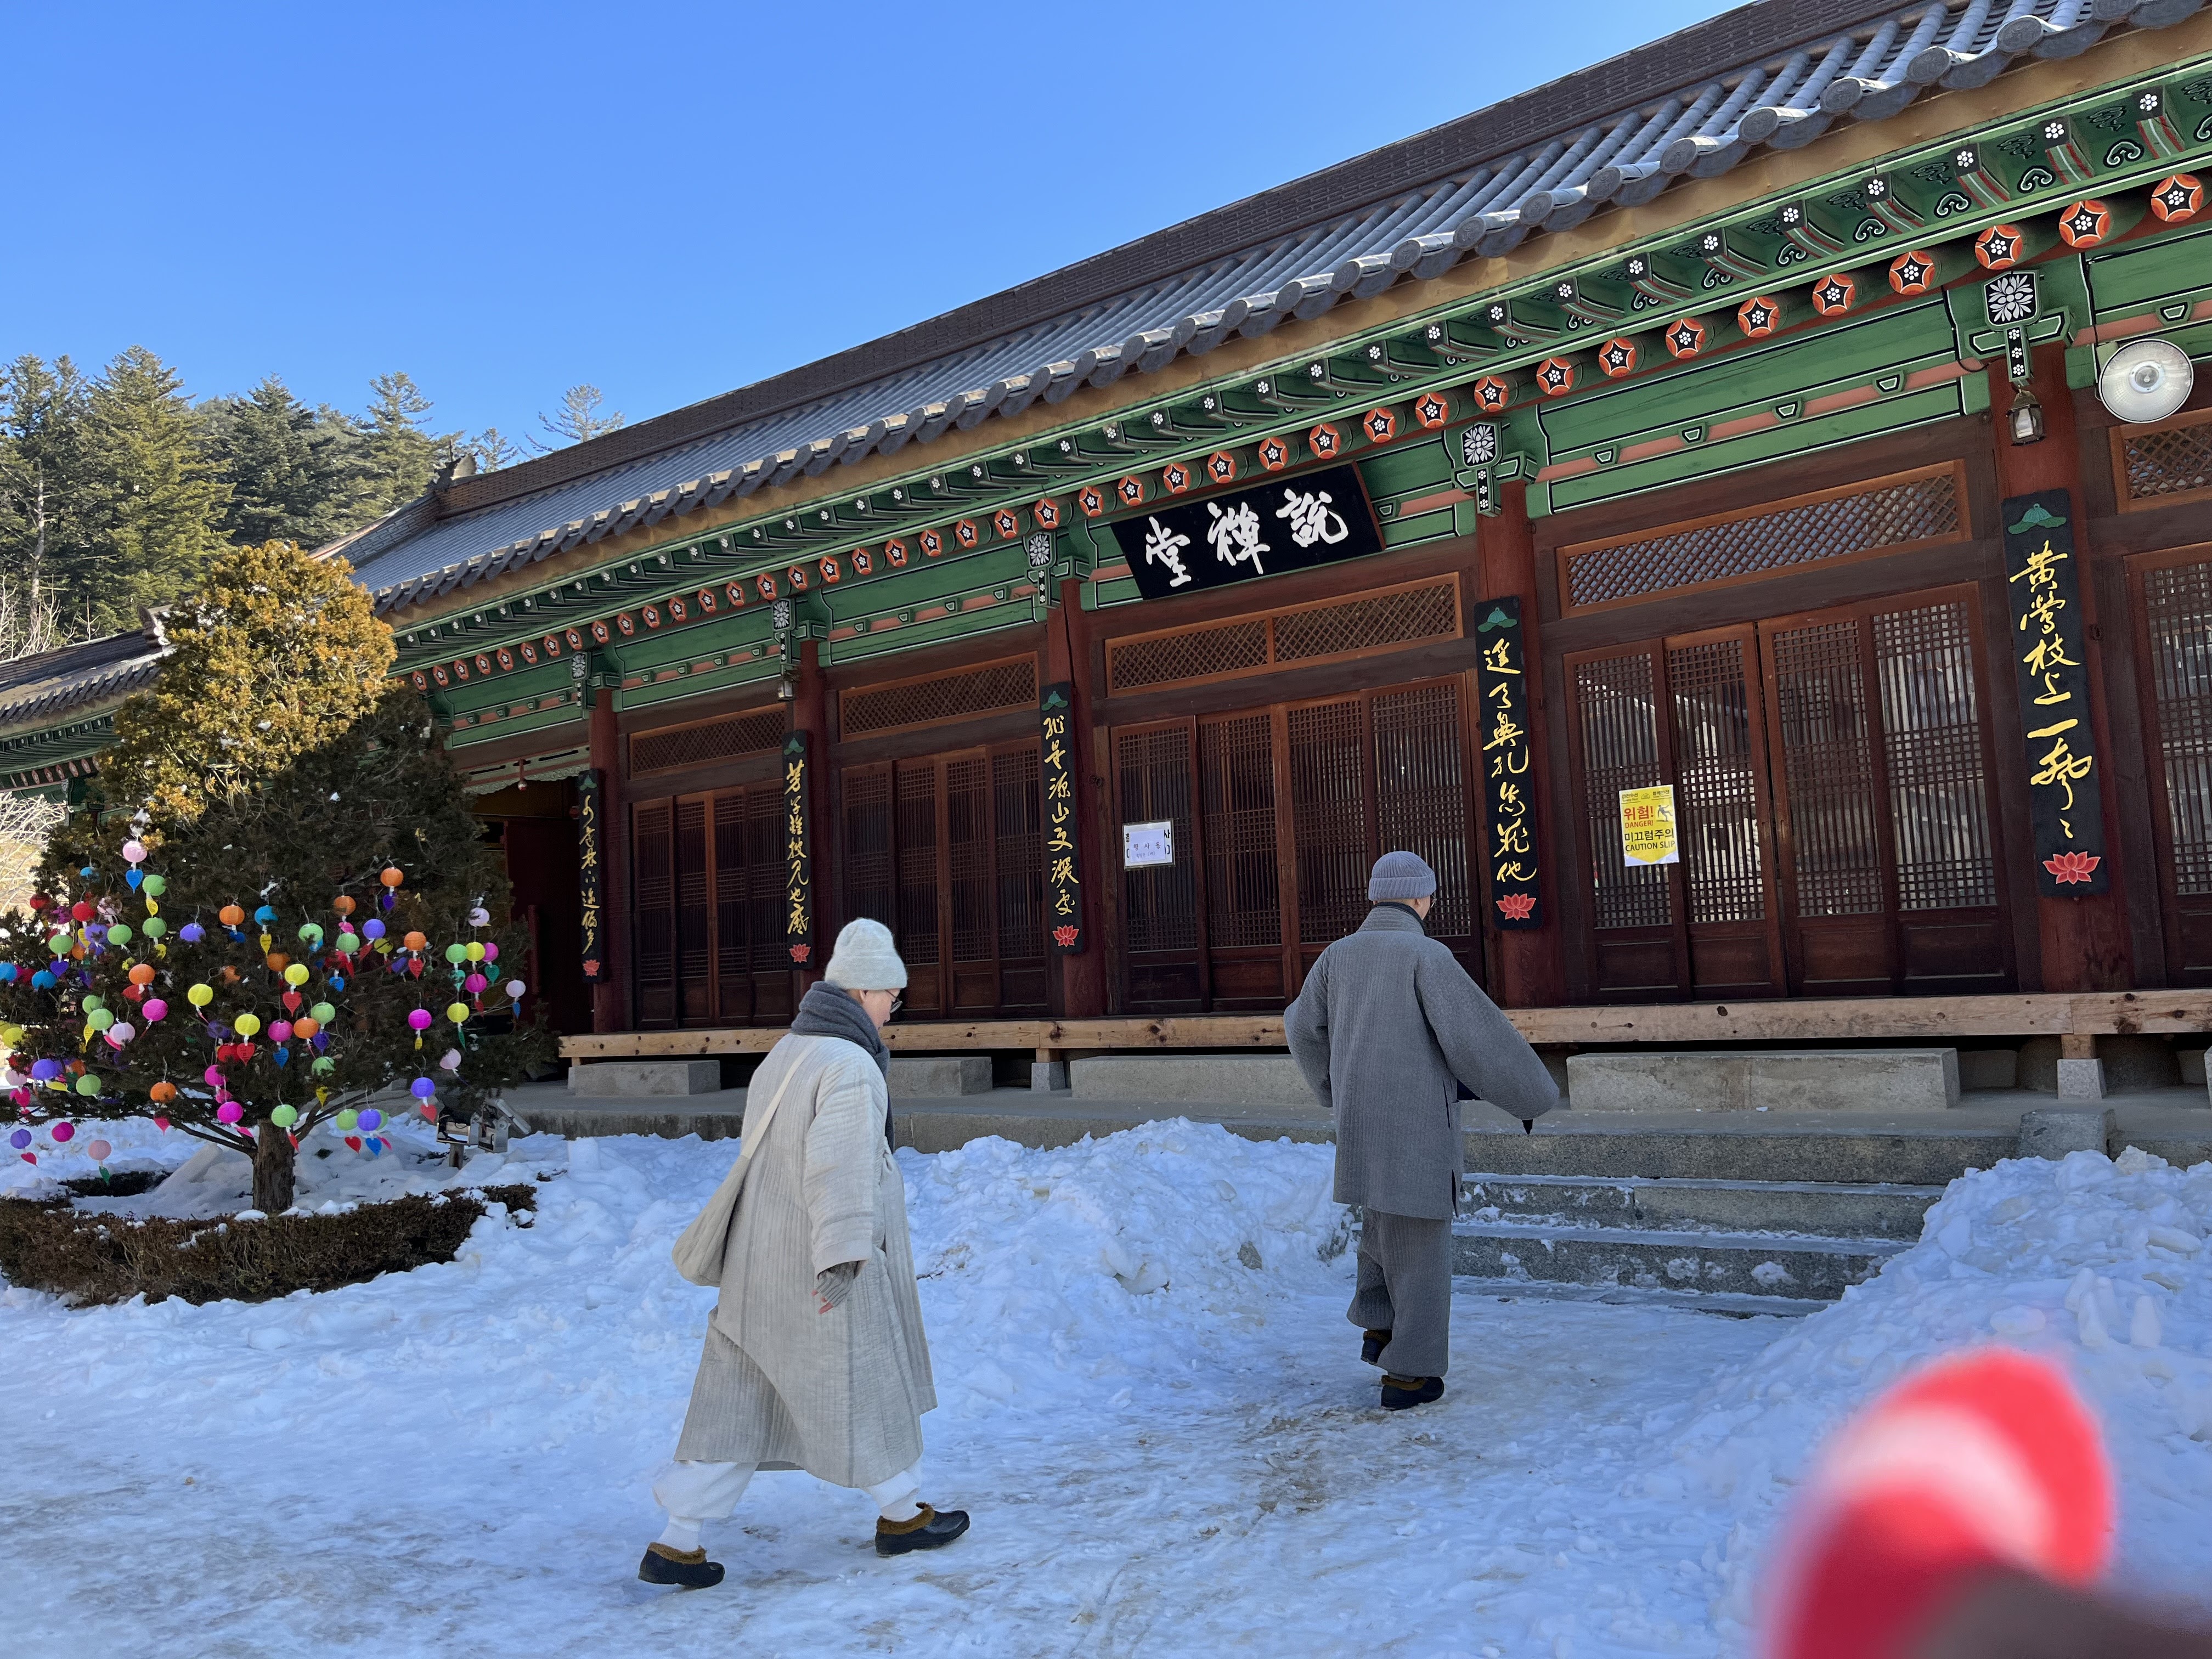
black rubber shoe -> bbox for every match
[639,1543,725,1588]
[876,1504,971,1557]
[1380,1374,1444,1410]
[1360,1329,1391,1365]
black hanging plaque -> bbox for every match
[1108,462,1384,601]
[577,769,605,980]
[1039,681,1086,953]
[2001,489,2108,896]
[782,732,816,963]
[1472,597,1543,929]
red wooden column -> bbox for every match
[792,637,832,996]
[1048,579,1109,1017]
[1989,349,2134,991]
[587,672,630,1032]
[1475,485,1568,1008]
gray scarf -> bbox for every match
[789,980,893,1143]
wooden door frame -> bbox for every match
[1561,638,1685,1000]
[2125,540,2212,983]
[1109,715,1214,1012]
[1754,580,2017,994]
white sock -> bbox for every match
[656,1517,703,1553]
[877,1494,923,1523]
[864,1463,924,1522]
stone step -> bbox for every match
[1449,1217,1908,1301]
[1460,1171,1944,1240]
[1461,1124,2013,1185]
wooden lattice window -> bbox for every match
[1872,601,1997,911]
[1373,682,1474,941]
[1559,464,1967,613]
[1117,726,1199,955]
[1287,700,1372,945]
[1107,579,1458,695]
[629,707,786,775]
[2115,409,2212,511]
[2143,557,2212,897]
[1198,713,1280,949]
[633,801,675,1025]
[1770,620,1883,917]
[1572,653,1672,930]
[840,657,1037,737]
[1668,638,1764,926]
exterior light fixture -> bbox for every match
[2007,382,2046,447]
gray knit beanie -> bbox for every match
[823,918,908,990]
[1368,850,1437,901]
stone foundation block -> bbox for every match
[2018,1107,2116,1160]
[1070,1053,1318,1107]
[567,1059,720,1097]
[888,1056,992,1098]
[2057,1058,2107,1101]
[1565,1049,1960,1113]
[1031,1060,1069,1093]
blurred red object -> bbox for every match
[1762,1348,2112,1659]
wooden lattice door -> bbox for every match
[1761,588,2011,995]
[838,744,1046,1019]
[2132,550,2212,983]
[1114,679,1480,1014]
[631,786,793,1028]
[1565,630,1785,1001]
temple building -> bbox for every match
[7,0,2212,1056]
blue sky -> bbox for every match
[7,0,1736,447]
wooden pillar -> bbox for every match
[1475,485,1567,1008]
[1989,348,2135,992]
[1048,579,1109,1017]
[587,671,630,1033]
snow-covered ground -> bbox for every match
[5,1119,2212,1657]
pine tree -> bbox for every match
[529,384,624,452]
[82,347,228,635]
[0,541,548,1212]
[0,354,99,631]
[359,372,460,519]
[200,377,372,551]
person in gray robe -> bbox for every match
[639,919,968,1588]
[1285,850,1558,1410]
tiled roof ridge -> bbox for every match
[430,0,1901,525]
[348,0,2198,615]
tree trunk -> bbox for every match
[251,1122,296,1215]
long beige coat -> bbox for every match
[673,1032,937,1487]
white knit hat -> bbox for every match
[823,918,908,990]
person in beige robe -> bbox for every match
[639,920,967,1588]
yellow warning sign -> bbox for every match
[1618,785,1680,867]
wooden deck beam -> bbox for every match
[558,991,2212,1060]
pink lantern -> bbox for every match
[85,1139,111,1161]
[203,1065,224,1087]
[50,1121,73,1143]
[216,1101,243,1124]
[464,973,487,994]
[143,998,167,1022]
[268,1021,293,1045]
[483,943,499,962]
[121,840,145,865]
[407,1008,432,1032]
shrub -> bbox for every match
[0,1183,535,1306]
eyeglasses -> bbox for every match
[887,995,902,1015]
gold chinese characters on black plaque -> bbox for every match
[2001,490,2107,896]
[578,768,605,979]
[782,732,816,962]
[1473,597,1542,929]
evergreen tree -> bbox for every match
[359,372,459,518]
[466,427,519,473]
[0,540,547,1212]
[104,539,394,826]
[528,384,624,452]
[82,347,228,635]
[200,377,372,551]
[0,354,99,629]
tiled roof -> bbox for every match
[334,0,2194,610]
[0,630,168,736]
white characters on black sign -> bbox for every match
[1205,499,1269,575]
[1142,516,1194,588]
[1276,487,1349,550]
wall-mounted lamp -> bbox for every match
[2007,382,2046,446]
[775,670,797,702]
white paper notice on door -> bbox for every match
[1122,820,1175,868]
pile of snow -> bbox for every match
[1654,1146,2212,1635]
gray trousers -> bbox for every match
[1346,1210,1453,1379]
